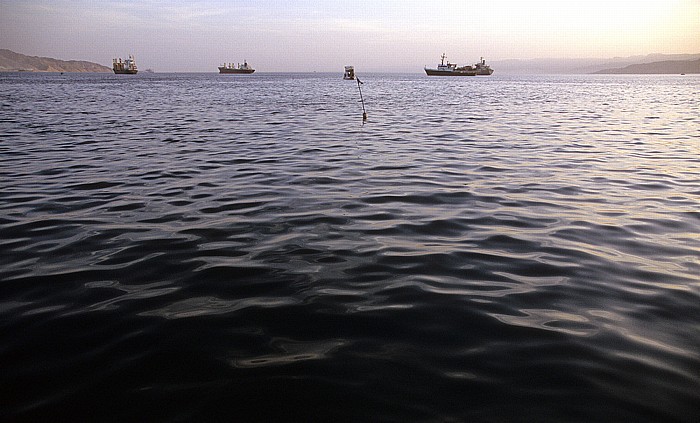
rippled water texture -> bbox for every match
[1,72,699,422]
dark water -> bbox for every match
[1,72,699,422]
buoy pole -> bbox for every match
[357,77,367,121]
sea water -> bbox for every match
[1,72,699,422]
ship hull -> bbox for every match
[113,69,138,74]
[425,68,492,76]
[218,67,255,74]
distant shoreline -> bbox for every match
[2,70,699,76]
[2,48,700,74]
[592,58,700,74]
[0,49,111,73]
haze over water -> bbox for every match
[3,1,699,72]
[1,72,699,422]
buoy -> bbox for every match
[357,77,367,121]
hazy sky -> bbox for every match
[2,0,699,72]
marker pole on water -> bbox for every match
[357,77,367,120]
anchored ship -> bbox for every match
[218,60,255,74]
[113,55,138,74]
[425,54,493,76]
[343,66,355,80]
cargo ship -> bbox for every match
[113,55,138,74]
[425,54,493,76]
[218,60,255,74]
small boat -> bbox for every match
[113,55,138,74]
[218,60,255,74]
[344,66,355,80]
[425,53,493,76]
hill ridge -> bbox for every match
[0,49,111,73]
[592,58,700,74]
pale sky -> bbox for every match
[1,0,699,72]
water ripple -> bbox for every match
[1,72,698,422]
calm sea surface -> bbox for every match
[1,72,699,422]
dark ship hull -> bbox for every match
[113,69,138,74]
[218,67,255,74]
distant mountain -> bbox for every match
[592,59,700,74]
[0,49,111,73]
[491,54,700,75]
